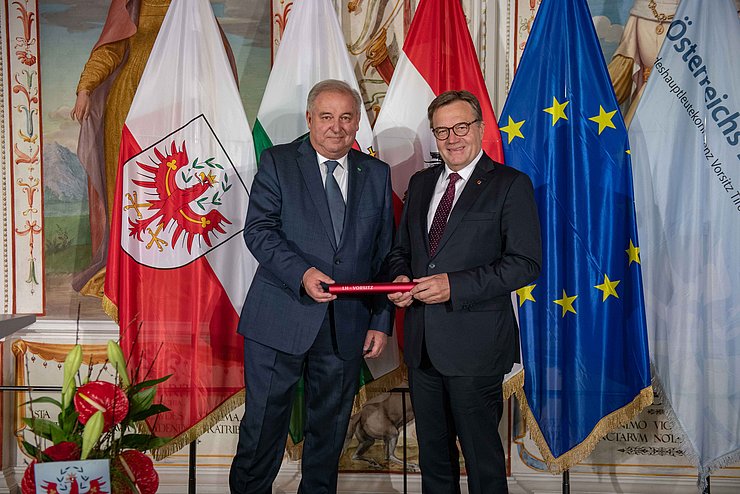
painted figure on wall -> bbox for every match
[607,0,679,126]
[343,0,408,123]
[69,0,236,299]
[608,0,740,126]
[70,0,171,298]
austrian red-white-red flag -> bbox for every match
[103,0,257,457]
[373,0,516,391]
[374,0,504,197]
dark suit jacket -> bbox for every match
[238,139,394,359]
[386,153,541,376]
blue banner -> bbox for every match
[630,0,740,486]
[499,0,652,471]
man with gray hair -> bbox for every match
[230,79,395,493]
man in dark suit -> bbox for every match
[387,90,542,494]
[229,80,394,494]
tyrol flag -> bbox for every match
[103,0,258,457]
[498,0,652,472]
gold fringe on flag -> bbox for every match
[286,435,304,461]
[514,383,654,473]
[152,389,245,460]
[351,362,408,416]
[503,368,524,400]
[102,294,119,324]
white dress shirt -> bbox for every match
[426,150,483,232]
[317,152,349,202]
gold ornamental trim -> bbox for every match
[514,383,654,473]
[152,389,245,460]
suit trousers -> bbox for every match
[229,313,363,494]
[409,358,507,494]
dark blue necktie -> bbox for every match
[324,160,345,244]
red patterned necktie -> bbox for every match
[428,172,461,256]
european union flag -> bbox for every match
[499,0,653,471]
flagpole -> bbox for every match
[189,441,197,493]
[562,470,570,494]
[704,476,710,494]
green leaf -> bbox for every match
[57,396,77,428]
[51,425,67,444]
[129,374,171,394]
[119,433,171,451]
[22,396,62,408]
[39,451,55,462]
[129,403,170,422]
[129,386,156,415]
[60,409,80,434]
[23,418,65,441]
[20,440,40,459]
[118,433,152,449]
[146,436,171,450]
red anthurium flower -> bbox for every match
[74,381,129,431]
[21,442,81,494]
[113,450,159,494]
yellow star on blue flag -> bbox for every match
[589,105,617,134]
[543,97,569,126]
[500,116,526,143]
[594,274,620,301]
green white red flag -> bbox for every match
[253,0,374,158]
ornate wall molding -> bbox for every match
[0,2,12,313]
[4,0,43,314]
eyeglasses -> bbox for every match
[431,120,480,140]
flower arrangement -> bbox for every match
[20,341,171,493]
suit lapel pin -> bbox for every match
[476,179,483,185]
[356,166,362,172]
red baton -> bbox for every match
[326,282,417,294]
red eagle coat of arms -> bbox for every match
[120,116,249,269]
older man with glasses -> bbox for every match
[386,90,542,494]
